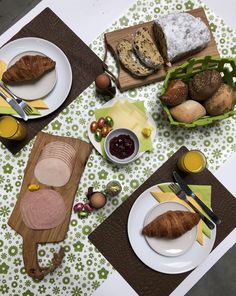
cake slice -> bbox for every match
[133,27,164,69]
[153,12,211,63]
[117,39,154,77]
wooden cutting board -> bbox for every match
[105,8,220,91]
[8,132,92,280]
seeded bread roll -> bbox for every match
[133,27,164,69]
[204,84,235,115]
[160,79,188,106]
[189,70,222,101]
[170,100,206,123]
[153,12,211,63]
[117,40,154,77]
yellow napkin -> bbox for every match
[151,191,204,245]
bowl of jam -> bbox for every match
[104,128,140,165]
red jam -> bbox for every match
[109,134,135,159]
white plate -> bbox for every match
[7,50,57,100]
[88,97,157,159]
[127,183,216,274]
[144,202,197,257]
[0,37,72,119]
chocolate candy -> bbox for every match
[101,126,110,137]
[90,121,98,133]
[78,210,89,219]
[95,129,102,142]
[105,181,122,197]
[97,117,106,129]
[73,202,84,213]
[105,116,114,127]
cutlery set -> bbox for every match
[169,170,221,229]
[0,81,33,121]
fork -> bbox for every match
[169,183,215,230]
[0,81,33,115]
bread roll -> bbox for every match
[189,70,222,101]
[170,100,206,123]
[160,79,188,106]
[204,84,235,115]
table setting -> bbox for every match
[0,0,236,296]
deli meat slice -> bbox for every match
[34,158,72,187]
[20,189,66,230]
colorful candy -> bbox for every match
[105,181,122,197]
[28,184,40,191]
[101,126,110,137]
[73,202,84,213]
[90,121,98,133]
[97,117,106,129]
[95,129,102,142]
[105,116,114,127]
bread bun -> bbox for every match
[189,70,222,101]
[204,84,235,115]
[170,100,206,123]
[160,79,188,106]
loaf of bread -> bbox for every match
[204,84,235,115]
[189,70,222,101]
[170,100,206,123]
[153,12,211,63]
[2,55,56,84]
[160,79,188,106]
[117,40,154,77]
[133,27,164,69]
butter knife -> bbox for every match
[173,171,221,225]
[0,90,28,121]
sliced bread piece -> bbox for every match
[133,27,164,69]
[153,12,211,63]
[117,39,154,77]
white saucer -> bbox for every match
[6,51,57,100]
[143,201,197,257]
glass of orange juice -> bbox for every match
[177,150,207,173]
[0,116,27,141]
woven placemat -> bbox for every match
[89,146,236,296]
[0,8,104,154]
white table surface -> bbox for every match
[0,1,235,295]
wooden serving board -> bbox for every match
[105,8,220,91]
[8,132,92,279]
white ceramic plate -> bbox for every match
[7,50,57,100]
[144,202,197,257]
[127,183,216,274]
[0,37,72,119]
[88,97,157,159]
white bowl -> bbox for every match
[104,128,140,165]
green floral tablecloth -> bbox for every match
[0,0,236,295]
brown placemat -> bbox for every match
[0,8,104,154]
[89,146,236,296]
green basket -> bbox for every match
[159,56,236,128]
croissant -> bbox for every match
[142,210,200,239]
[2,55,56,84]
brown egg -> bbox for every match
[89,192,106,209]
[95,73,111,89]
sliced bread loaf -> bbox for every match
[153,12,211,63]
[117,39,154,77]
[133,27,164,69]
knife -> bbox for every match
[173,171,221,225]
[0,90,28,121]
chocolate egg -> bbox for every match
[89,192,106,209]
[73,202,84,213]
[101,126,110,137]
[97,117,106,129]
[83,203,94,213]
[95,129,102,142]
[95,73,111,89]
[90,121,98,133]
[105,116,114,127]
[78,210,89,219]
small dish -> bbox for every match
[104,128,139,165]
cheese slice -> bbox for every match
[107,100,153,142]
[0,60,7,80]
[151,191,204,245]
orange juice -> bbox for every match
[0,116,27,140]
[177,150,207,173]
